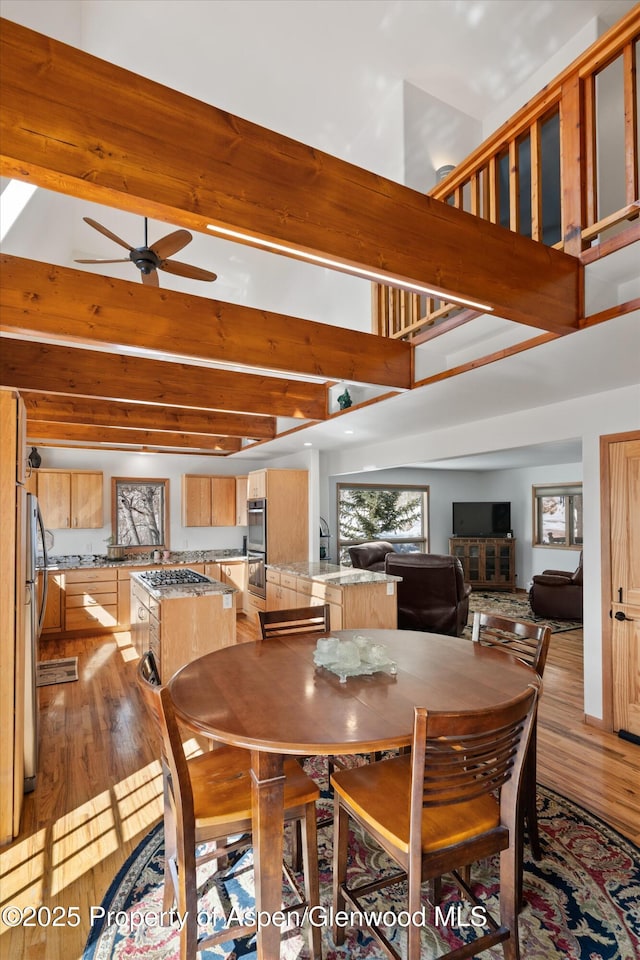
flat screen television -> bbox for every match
[452,501,511,538]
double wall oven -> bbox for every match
[247,498,267,598]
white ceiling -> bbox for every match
[1,0,639,471]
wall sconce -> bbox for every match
[28,446,42,469]
[436,164,456,183]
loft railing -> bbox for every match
[374,8,640,342]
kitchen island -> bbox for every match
[130,568,237,682]
[266,560,401,630]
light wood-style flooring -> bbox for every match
[1,618,638,960]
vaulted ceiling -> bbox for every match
[0,6,637,461]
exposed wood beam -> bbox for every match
[0,339,327,420]
[0,18,580,333]
[20,392,276,440]
[26,420,242,452]
[0,256,412,390]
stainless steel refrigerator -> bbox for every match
[24,492,49,794]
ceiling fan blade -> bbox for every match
[74,258,131,264]
[150,229,192,260]
[141,269,160,287]
[82,217,133,252]
[159,259,217,282]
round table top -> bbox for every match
[168,628,538,755]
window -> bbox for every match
[337,483,429,564]
[532,483,583,547]
[112,477,169,552]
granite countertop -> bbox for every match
[130,569,237,601]
[266,560,401,586]
[39,549,247,571]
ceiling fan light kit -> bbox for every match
[75,216,217,286]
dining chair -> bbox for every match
[471,611,551,862]
[258,603,331,639]
[331,682,540,960]
[136,651,322,960]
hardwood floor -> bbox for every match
[1,618,638,959]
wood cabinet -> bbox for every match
[63,568,118,631]
[182,475,236,527]
[247,469,267,500]
[235,475,248,525]
[449,537,516,591]
[130,578,236,683]
[40,571,63,634]
[266,568,397,631]
[250,469,308,564]
[205,560,247,613]
[34,469,103,529]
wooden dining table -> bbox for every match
[168,627,538,960]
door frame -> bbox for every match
[599,429,640,732]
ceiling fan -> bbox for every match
[75,216,217,286]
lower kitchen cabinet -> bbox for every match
[40,571,63,634]
[64,568,118,631]
[130,579,236,682]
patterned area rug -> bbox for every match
[466,591,582,635]
[84,761,638,960]
[36,656,78,686]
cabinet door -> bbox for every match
[235,476,248,526]
[71,472,103,528]
[247,470,267,499]
[41,572,63,633]
[37,471,71,529]
[182,476,212,526]
[220,561,247,610]
[211,477,236,526]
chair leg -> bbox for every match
[299,802,322,960]
[524,733,542,861]
[332,800,349,947]
[177,841,198,960]
[499,843,521,960]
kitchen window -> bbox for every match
[337,483,429,564]
[532,483,583,547]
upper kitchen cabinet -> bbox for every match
[235,476,248,526]
[34,469,104,529]
[182,475,236,527]
[247,470,267,500]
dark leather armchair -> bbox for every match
[348,541,396,572]
[384,553,472,637]
[529,551,583,620]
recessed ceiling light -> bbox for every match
[344,430,354,435]
[303,441,312,447]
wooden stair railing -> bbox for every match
[374,7,639,342]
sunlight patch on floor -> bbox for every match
[0,829,46,929]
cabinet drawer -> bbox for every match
[65,580,117,598]
[311,582,342,605]
[66,591,117,608]
[65,568,117,584]
[246,592,266,613]
[295,578,312,597]
[281,573,298,592]
[266,569,280,585]
[65,604,118,630]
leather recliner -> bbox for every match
[384,553,472,637]
[529,552,583,620]
[348,541,396,572]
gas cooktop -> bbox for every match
[139,568,211,588]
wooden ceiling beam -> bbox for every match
[0,18,580,334]
[26,420,242,452]
[0,339,327,420]
[0,256,412,389]
[20,392,276,440]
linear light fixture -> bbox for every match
[206,224,493,313]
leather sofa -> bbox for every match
[529,552,583,620]
[348,541,396,572]
[385,552,472,637]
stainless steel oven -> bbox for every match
[247,550,266,598]
[247,498,267,554]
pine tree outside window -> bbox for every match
[337,483,429,564]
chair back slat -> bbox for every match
[471,611,551,676]
[259,604,330,640]
[411,685,539,815]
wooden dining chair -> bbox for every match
[258,603,331,640]
[471,611,551,862]
[331,682,540,960]
[136,651,322,960]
